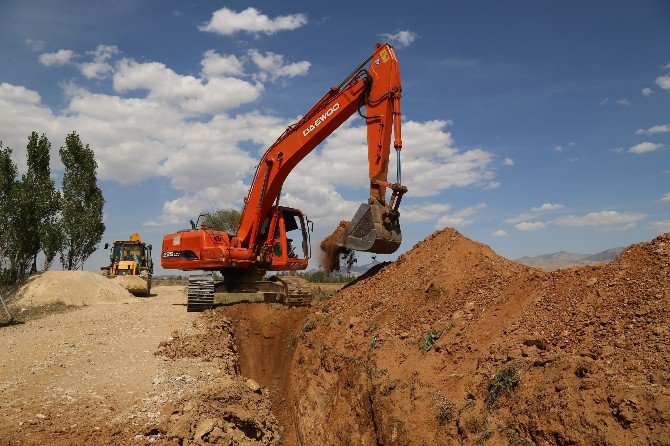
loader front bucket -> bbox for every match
[338,200,402,254]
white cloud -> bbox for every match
[492,229,508,237]
[201,50,245,77]
[25,38,45,52]
[616,98,631,106]
[248,50,310,82]
[435,204,486,229]
[199,7,307,36]
[553,211,646,230]
[502,157,514,166]
[379,30,417,48]
[636,124,670,135]
[505,212,539,224]
[650,219,670,233]
[401,202,451,222]
[656,75,670,90]
[531,203,564,212]
[629,142,664,154]
[2,42,499,231]
[113,59,264,114]
[515,221,547,231]
[78,45,119,79]
[506,202,564,224]
[642,87,653,97]
[661,193,670,202]
[611,147,624,153]
[38,49,75,67]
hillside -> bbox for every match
[517,246,624,270]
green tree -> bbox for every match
[201,208,241,233]
[0,143,18,282]
[59,132,105,270]
[22,132,61,272]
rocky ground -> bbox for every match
[0,286,279,446]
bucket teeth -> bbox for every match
[339,200,402,254]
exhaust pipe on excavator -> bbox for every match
[337,184,407,255]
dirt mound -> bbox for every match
[157,376,280,445]
[156,311,239,371]
[287,228,670,445]
[14,271,134,306]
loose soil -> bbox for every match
[287,228,670,445]
[1,228,668,446]
[320,220,353,273]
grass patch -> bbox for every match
[503,427,535,446]
[421,329,441,352]
[4,301,80,325]
[301,320,317,333]
[431,392,454,425]
[476,428,493,444]
[486,363,521,407]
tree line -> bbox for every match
[0,131,105,284]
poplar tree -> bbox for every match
[59,132,105,270]
[22,132,61,271]
[0,143,17,282]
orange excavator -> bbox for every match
[161,43,407,311]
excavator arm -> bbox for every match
[237,43,407,254]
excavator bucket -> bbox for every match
[338,200,402,254]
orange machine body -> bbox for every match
[161,43,403,275]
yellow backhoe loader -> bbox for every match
[101,233,153,296]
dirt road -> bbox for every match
[0,286,202,444]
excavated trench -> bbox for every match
[221,303,312,445]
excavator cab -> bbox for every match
[262,206,311,271]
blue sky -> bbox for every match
[1,0,669,273]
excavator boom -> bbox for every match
[161,43,407,279]
[237,42,406,254]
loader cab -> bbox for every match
[262,206,311,271]
[103,237,153,276]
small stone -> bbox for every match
[194,418,216,440]
[35,413,47,420]
[507,349,522,360]
[601,345,615,357]
[245,379,261,393]
[586,277,597,287]
[399,332,410,340]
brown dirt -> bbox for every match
[2,229,668,446]
[286,228,670,445]
[0,286,280,446]
[320,220,352,273]
[220,303,311,445]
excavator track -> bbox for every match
[270,276,313,307]
[187,274,215,312]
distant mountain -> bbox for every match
[584,247,625,262]
[516,247,624,271]
[349,259,381,275]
